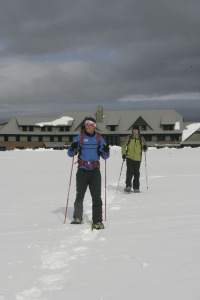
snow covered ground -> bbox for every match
[0,146,200,300]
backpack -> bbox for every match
[126,134,143,159]
[79,130,101,151]
[77,130,102,170]
[126,134,143,149]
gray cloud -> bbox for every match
[0,0,200,121]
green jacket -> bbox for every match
[121,134,148,161]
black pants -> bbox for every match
[73,168,102,223]
[126,158,141,190]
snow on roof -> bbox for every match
[175,122,180,130]
[182,123,200,142]
[35,116,74,127]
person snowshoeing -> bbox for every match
[121,125,148,193]
[67,117,110,229]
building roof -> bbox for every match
[107,115,121,126]
[0,109,185,136]
[160,114,177,125]
[61,109,184,134]
[16,117,56,126]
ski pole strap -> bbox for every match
[78,159,100,170]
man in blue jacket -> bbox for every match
[68,117,110,229]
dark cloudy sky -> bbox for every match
[0,0,200,123]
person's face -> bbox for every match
[133,129,139,135]
[85,124,95,134]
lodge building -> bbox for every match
[0,106,200,151]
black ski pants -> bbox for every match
[126,158,141,190]
[73,168,102,223]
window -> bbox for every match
[16,146,25,150]
[50,136,54,142]
[22,126,27,131]
[58,136,62,142]
[16,136,20,142]
[60,126,70,132]
[27,136,31,142]
[141,125,147,131]
[4,136,8,141]
[170,135,179,141]
[157,135,165,141]
[29,126,34,131]
[69,136,73,142]
[163,125,174,130]
[105,135,119,146]
[47,126,52,132]
[41,127,46,132]
[110,126,116,132]
[144,135,152,141]
[39,136,43,142]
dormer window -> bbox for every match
[141,125,147,131]
[110,125,116,131]
[60,126,70,132]
[163,125,174,130]
[22,126,27,131]
[131,116,151,132]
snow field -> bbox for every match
[0,147,200,299]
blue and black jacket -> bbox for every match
[67,131,110,171]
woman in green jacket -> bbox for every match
[121,125,148,192]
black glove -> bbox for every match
[103,144,110,153]
[97,148,102,156]
[143,145,147,151]
[70,141,78,151]
[122,154,126,161]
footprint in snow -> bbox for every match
[16,287,44,300]
[39,274,64,291]
[40,250,76,270]
[80,228,99,241]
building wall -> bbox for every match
[0,142,44,150]
[186,132,200,142]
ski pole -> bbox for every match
[105,152,107,222]
[144,152,148,190]
[64,150,75,224]
[116,159,125,193]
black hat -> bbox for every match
[132,125,139,131]
[86,117,96,123]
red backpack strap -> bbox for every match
[77,130,85,158]
[95,131,101,147]
[79,130,85,148]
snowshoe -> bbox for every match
[124,186,131,192]
[92,222,104,230]
[71,217,83,224]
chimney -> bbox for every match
[96,106,103,122]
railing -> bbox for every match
[154,141,181,148]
